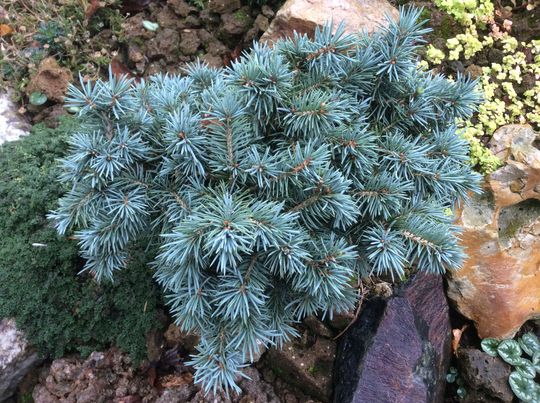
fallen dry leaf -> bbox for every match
[452,324,469,355]
[0,24,13,37]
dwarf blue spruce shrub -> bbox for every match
[50,7,482,394]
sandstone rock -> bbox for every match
[260,0,398,44]
[457,348,513,403]
[333,272,452,403]
[265,333,336,402]
[25,57,71,103]
[0,319,41,401]
[446,124,540,339]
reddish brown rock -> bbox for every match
[333,273,452,403]
[25,57,71,103]
[446,124,540,339]
[32,349,158,403]
[260,0,398,44]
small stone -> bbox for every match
[180,30,202,55]
[197,29,213,46]
[201,53,223,68]
[185,15,201,27]
[167,0,196,17]
[147,28,180,61]
[128,43,145,63]
[254,14,270,32]
[464,64,483,80]
[207,0,241,14]
[261,5,274,18]
[221,8,254,36]
[199,9,221,25]
[206,40,228,57]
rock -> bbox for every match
[261,5,275,19]
[147,28,180,61]
[180,29,202,55]
[207,0,241,14]
[464,64,483,80]
[446,124,540,339]
[221,8,254,36]
[0,92,30,145]
[457,349,514,403]
[254,14,270,33]
[200,9,221,25]
[32,348,158,402]
[167,0,196,17]
[25,57,71,103]
[205,39,229,59]
[333,272,452,403]
[260,0,398,44]
[128,43,145,64]
[0,319,42,401]
[156,384,197,402]
[303,316,335,339]
[265,333,336,402]
[155,7,181,29]
[202,53,224,67]
[123,14,156,41]
[163,324,200,353]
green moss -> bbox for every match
[234,9,251,24]
[438,15,457,40]
[0,117,162,363]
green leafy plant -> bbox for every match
[481,333,540,402]
[50,8,482,394]
[34,21,67,56]
[446,366,467,399]
[0,117,162,363]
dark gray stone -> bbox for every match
[333,273,452,403]
[457,348,514,403]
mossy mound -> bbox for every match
[0,117,162,363]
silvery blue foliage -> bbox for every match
[50,7,481,394]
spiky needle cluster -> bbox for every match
[50,7,481,394]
